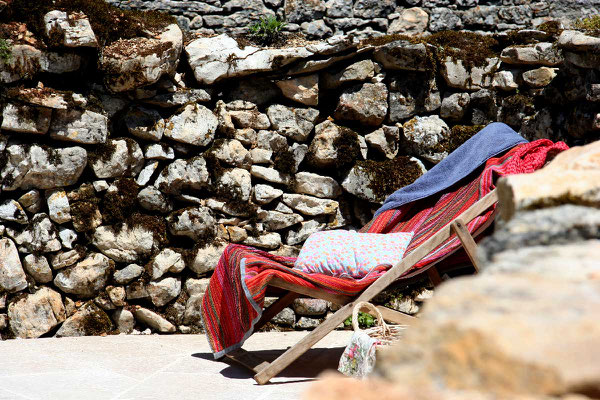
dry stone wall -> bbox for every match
[0,4,599,339]
[106,0,600,39]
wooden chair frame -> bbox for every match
[226,189,498,384]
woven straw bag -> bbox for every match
[338,302,406,378]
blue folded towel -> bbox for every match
[374,122,528,217]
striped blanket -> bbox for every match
[202,139,568,357]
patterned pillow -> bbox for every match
[294,230,414,279]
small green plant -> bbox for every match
[0,38,12,63]
[574,15,600,36]
[248,16,286,45]
[343,312,376,329]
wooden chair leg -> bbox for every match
[253,291,299,332]
[451,219,482,273]
[427,266,443,286]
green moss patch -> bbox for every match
[359,156,423,202]
[333,126,362,171]
[574,15,600,37]
[445,125,485,153]
[1,0,176,46]
[128,213,169,247]
[537,20,563,38]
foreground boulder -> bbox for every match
[55,301,113,337]
[54,253,113,298]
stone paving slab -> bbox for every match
[0,331,353,400]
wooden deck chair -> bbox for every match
[227,189,498,385]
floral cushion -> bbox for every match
[294,230,414,279]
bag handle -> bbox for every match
[352,301,389,336]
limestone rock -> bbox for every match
[188,241,228,275]
[0,238,28,292]
[13,213,62,253]
[145,143,175,160]
[286,220,326,246]
[18,190,42,214]
[168,207,216,241]
[91,223,162,263]
[58,227,77,249]
[341,165,378,203]
[308,120,360,168]
[49,108,108,144]
[112,308,135,334]
[321,59,375,89]
[480,205,600,263]
[148,277,182,307]
[0,199,28,224]
[183,294,204,327]
[1,103,52,134]
[294,172,342,199]
[186,34,313,84]
[441,57,501,91]
[402,115,451,163]
[334,83,388,126]
[253,184,284,205]
[215,168,252,202]
[50,250,82,270]
[243,232,282,250]
[500,42,562,66]
[53,253,113,298]
[46,189,71,224]
[388,7,429,35]
[365,126,400,159]
[497,142,600,221]
[258,210,303,231]
[376,273,600,397]
[388,73,441,121]
[124,106,165,142]
[0,42,43,83]
[40,51,82,74]
[440,93,470,120]
[100,24,183,92]
[492,70,519,91]
[249,148,272,164]
[138,186,173,213]
[23,254,53,284]
[89,138,144,179]
[43,11,98,48]
[8,287,66,338]
[1,144,87,191]
[295,316,322,329]
[522,67,557,88]
[114,264,144,285]
[155,157,210,194]
[164,103,218,146]
[149,248,185,280]
[558,30,600,52]
[126,281,149,300]
[293,298,328,316]
[276,74,319,106]
[134,307,176,333]
[210,139,249,168]
[266,104,319,142]
[282,194,339,216]
[55,301,113,337]
[250,165,291,185]
[143,88,211,108]
[373,41,430,72]
[185,278,211,297]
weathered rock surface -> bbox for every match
[89,139,144,179]
[188,241,228,275]
[168,207,216,241]
[99,24,183,92]
[43,11,98,48]
[0,199,28,224]
[0,238,28,292]
[54,253,113,298]
[55,301,113,337]
[497,141,600,221]
[441,57,500,91]
[8,287,66,338]
[23,254,53,284]
[276,74,319,106]
[91,223,162,263]
[373,41,430,72]
[267,104,319,142]
[113,264,144,285]
[322,59,375,89]
[134,307,176,333]
[1,144,87,191]
[49,109,109,144]
[388,7,429,35]
[334,83,388,126]
[13,213,62,253]
[149,248,185,280]
[294,172,342,199]
[164,103,218,146]
[282,194,339,216]
[148,277,181,307]
[1,103,52,134]
[154,157,210,194]
[402,115,451,163]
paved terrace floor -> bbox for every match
[0,331,353,400]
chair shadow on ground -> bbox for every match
[192,346,346,383]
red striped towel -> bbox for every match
[202,139,568,357]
